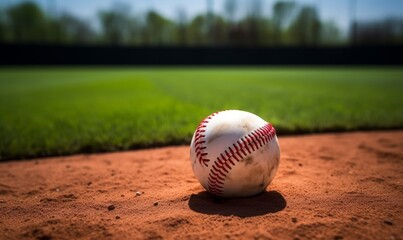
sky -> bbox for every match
[1,0,403,34]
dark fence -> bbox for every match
[1,44,402,65]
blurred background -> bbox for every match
[0,0,402,47]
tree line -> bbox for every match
[0,1,402,46]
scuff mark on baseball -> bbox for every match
[190,110,280,198]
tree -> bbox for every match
[188,15,209,45]
[6,2,48,43]
[321,20,342,45]
[224,0,237,23]
[272,1,296,44]
[0,9,7,42]
[223,0,237,44]
[210,14,227,45]
[246,0,264,45]
[98,3,134,45]
[58,13,96,44]
[354,18,403,45]
[288,5,321,45]
[175,8,188,45]
[143,11,174,45]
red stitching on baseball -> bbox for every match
[252,131,263,147]
[217,157,229,173]
[207,123,276,196]
[209,172,225,182]
[194,111,220,167]
[243,138,252,154]
[228,147,240,163]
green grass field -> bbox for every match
[0,67,402,160]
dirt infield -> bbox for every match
[1,131,402,240]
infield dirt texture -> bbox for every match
[1,131,402,239]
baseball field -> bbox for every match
[0,67,402,239]
[1,67,402,160]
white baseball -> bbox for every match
[190,110,280,198]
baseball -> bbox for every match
[190,110,280,198]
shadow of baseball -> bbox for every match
[188,190,286,217]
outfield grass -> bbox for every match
[0,67,402,160]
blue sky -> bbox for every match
[1,0,403,33]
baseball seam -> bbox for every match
[207,123,276,196]
[194,111,220,167]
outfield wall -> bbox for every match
[1,44,402,65]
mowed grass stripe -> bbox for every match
[0,67,402,160]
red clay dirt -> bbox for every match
[0,131,402,240]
